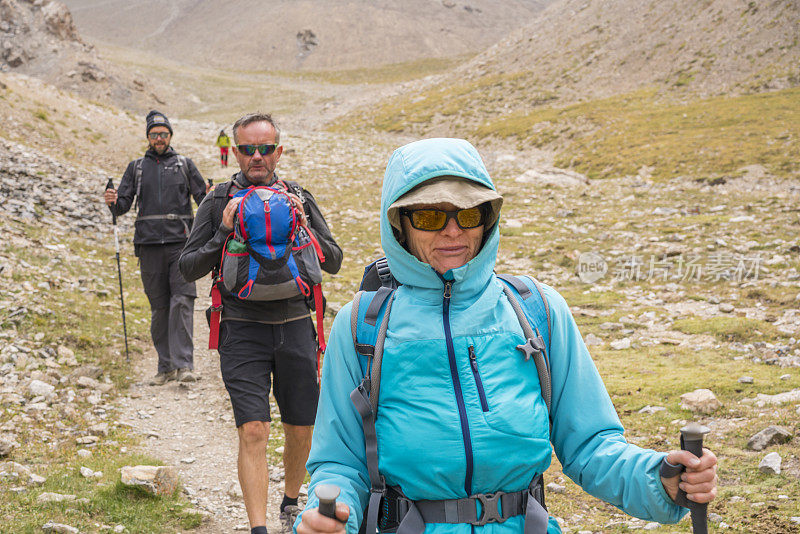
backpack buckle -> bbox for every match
[516,336,545,362]
[474,491,506,526]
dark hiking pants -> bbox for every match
[138,243,197,373]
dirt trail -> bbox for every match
[117,277,288,533]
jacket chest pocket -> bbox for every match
[468,336,549,438]
[164,165,187,189]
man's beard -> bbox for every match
[151,143,169,155]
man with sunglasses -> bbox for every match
[104,110,207,386]
[179,113,342,534]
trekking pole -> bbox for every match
[106,178,130,362]
[315,484,340,520]
[678,422,711,534]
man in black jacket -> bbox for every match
[179,113,342,534]
[104,110,207,386]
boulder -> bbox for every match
[0,437,17,456]
[610,338,631,350]
[680,389,722,414]
[515,166,589,188]
[120,465,180,496]
[42,1,79,41]
[37,492,76,503]
[41,521,79,534]
[69,365,103,381]
[759,452,781,475]
[747,426,793,451]
[28,379,55,397]
[584,333,603,346]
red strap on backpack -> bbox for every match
[312,283,326,382]
[209,280,223,350]
[301,222,326,263]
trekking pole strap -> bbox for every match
[388,475,547,533]
[208,281,223,350]
[312,284,326,381]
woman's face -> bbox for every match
[400,202,485,274]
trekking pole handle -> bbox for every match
[679,422,710,534]
[105,178,117,225]
[315,484,340,520]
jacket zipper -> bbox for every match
[157,157,165,244]
[468,345,489,412]
[442,278,474,496]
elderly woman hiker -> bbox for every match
[296,138,718,533]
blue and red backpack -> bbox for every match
[208,182,327,376]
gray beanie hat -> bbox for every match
[146,110,172,135]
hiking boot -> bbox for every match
[279,504,302,534]
[149,370,177,386]
[176,368,199,383]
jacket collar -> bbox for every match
[144,146,177,160]
[234,171,281,189]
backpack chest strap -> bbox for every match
[381,476,547,533]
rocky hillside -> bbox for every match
[344,0,800,137]
[62,0,551,71]
[461,0,800,100]
[1,0,163,112]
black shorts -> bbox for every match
[218,318,319,427]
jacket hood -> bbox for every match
[380,138,500,294]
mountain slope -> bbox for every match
[340,0,800,181]
[0,0,163,112]
[61,0,551,71]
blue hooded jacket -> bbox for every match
[298,138,686,533]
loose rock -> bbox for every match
[37,492,76,503]
[747,426,793,451]
[680,389,722,414]
[610,338,631,350]
[120,465,180,496]
[41,521,79,533]
[28,379,55,397]
[758,452,781,474]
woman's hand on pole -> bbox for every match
[296,504,350,534]
[660,448,718,504]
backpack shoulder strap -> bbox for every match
[498,274,552,417]
[359,257,398,291]
[176,154,190,188]
[350,289,395,415]
[280,179,304,201]
[133,157,144,212]
[349,289,395,534]
[210,180,236,233]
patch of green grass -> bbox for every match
[33,108,49,122]
[0,445,201,533]
[356,82,799,181]
[0,222,199,532]
[477,87,800,180]
[672,316,781,342]
[281,56,468,85]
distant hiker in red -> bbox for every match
[216,129,231,167]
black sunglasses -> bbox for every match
[236,144,278,156]
[148,132,170,139]
[401,206,485,231]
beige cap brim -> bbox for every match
[388,176,503,232]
